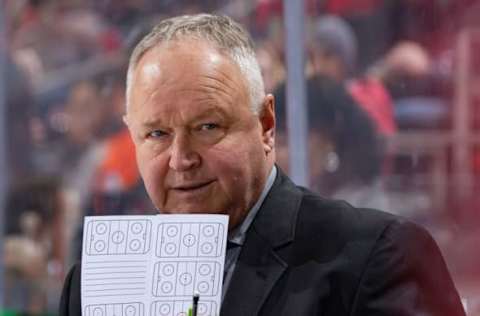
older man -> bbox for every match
[60,14,465,316]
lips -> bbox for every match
[171,180,215,191]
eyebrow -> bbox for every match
[139,119,162,130]
[191,106,229,122]
[138,105,230,128]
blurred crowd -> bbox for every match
[2,0,480,314]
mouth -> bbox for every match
[171,180,215,192]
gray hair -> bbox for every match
[126,14,265,114]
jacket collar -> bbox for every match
[251,166,302,248]
[220,167,303,316]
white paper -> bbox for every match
[81,214,229,316]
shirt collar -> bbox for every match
[228,165,277,246]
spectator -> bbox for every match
[87,72,151,216]
[255,39,285,93]
[70,72,153,261]
[307,14,358,81]
[4,177,63,314]
[368,41,450,130]
[275,74,389,210]
[308,14,397,136]
[2,51,34,186]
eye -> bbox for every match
[147,130,168,138]
[199,123,219,131]
[192,122,225,144]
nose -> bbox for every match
[168,132,201,171]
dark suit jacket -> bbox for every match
[60,170,465,316]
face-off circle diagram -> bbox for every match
[179,272,193,286]
[125,305,136,316]
[159,303,171,315]
[167,225,179,237]
[94,241,106,252]
[182,234,196,247]
[161,281,174,293]
[111,231,125,244]
[131,222,143,234]
[95,223,107,235]
[93,307,104,316]
[162,264,175,276]
[129,239,141,251]
[198,303,207,314]
[202,225,215,237]
[200,242,213,254]
[198,264,211,276]
[197,281,210,294]
[164,242,177,255]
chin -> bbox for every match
[159,206,225,214]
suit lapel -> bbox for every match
[221,228,287,316]
[221,168,303,316]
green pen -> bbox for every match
[188,307,192,316]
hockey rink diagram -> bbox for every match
[85,219,152,255]
[82,216,228,316]
[151,300,217,316]
[152,261,221,297]
[85,302,144,316]
[156,223,224,258]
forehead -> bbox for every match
[134,39,246,96]
[128,39,250,117]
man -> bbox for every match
[308,15,397,137]
[308,14,357,82]
[60,14,465,316]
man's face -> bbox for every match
[125,39,275,229]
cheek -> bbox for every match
[205,145,246,178]
[207,136,264,187]
[135,146,168,190]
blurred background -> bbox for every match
[1,0,480,314]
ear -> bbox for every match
[259,94,275,154]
